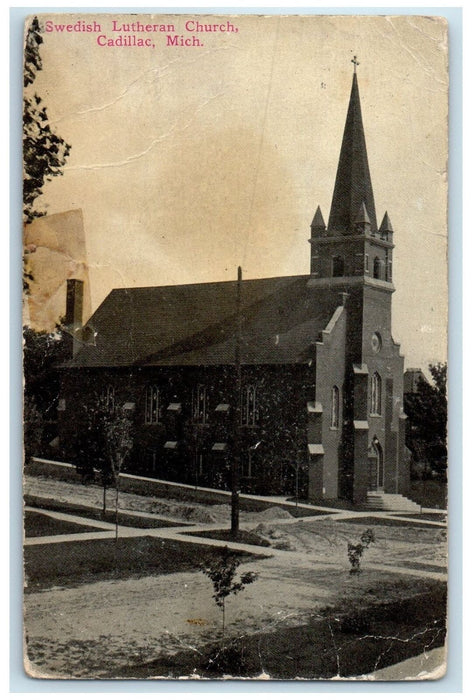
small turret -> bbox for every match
[379,211,394,241]
[355,201,371,235]
[310,205,326,237]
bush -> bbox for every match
[347,529,375,575]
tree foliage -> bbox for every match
[201,547,258,632]
[24,16,42,87]
[23,324,67,408]
[95,399,134,541]
[101,404,133,475]
[23,394,43,462]
[347,529,375,575]
[23,16,71,223]
[404,362,447,477]
[23,324,67,458]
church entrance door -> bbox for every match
[368,438,384,491]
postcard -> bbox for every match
[22,12,448,680]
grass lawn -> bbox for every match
[278,504,338,517]
[24,511,107,538]
[118,582,447,679]
[185,529,270,547]
[24,536,263,592]
[24,495,186,529]
[401,511,447,522]
[340,516,445,529]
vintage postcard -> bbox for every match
[22,13,448,680]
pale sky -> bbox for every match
[30,13,448,370]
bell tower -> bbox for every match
[309,58,394,287]
[308,59,406,505]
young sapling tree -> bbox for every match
[201,547,258,633]
[102,403,134,543]
[347,528,375,575]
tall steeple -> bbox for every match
[327,62,378,234]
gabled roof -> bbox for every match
[327,73,378,233]
[66,276,342,368]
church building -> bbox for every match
[58,65,411,506]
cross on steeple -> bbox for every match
[351,55,360,73]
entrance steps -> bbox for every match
[363,491,422,513]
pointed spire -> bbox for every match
[327,70,378,234]
[311,205,326,230]
[379,211,393,233]
[355,201,371,225]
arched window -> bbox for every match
[385,252,392,282]
[193,384,209,425]
[332,255,344,277]
[241,451,254,478]
[102,385,115,413]
[241,385,259,426]
[370,372,382,415]
[330,386,340,428]
[145,385,159,424]
[373,257,381,279]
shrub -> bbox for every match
[347,529,375,575]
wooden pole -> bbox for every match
[231,266,242,535]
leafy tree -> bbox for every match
[23,324,67,408]
[404,362,447,478]
[23,323,68,458]
[23,16,71,224]
[102,403,134,543]
[347,529,375,575]
[23,394,43,462]
[74,395,133,540]
[72,396,110,494]
[24,16,42,87]
[201,547,257,633]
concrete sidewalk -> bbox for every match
[298,510,446,527]
[24,505,447,581]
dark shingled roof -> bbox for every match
[66,275,341,368]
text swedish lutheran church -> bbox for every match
[59,64,415,508]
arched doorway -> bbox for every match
[368,437,384,491]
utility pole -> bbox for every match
[231,266,242,535]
